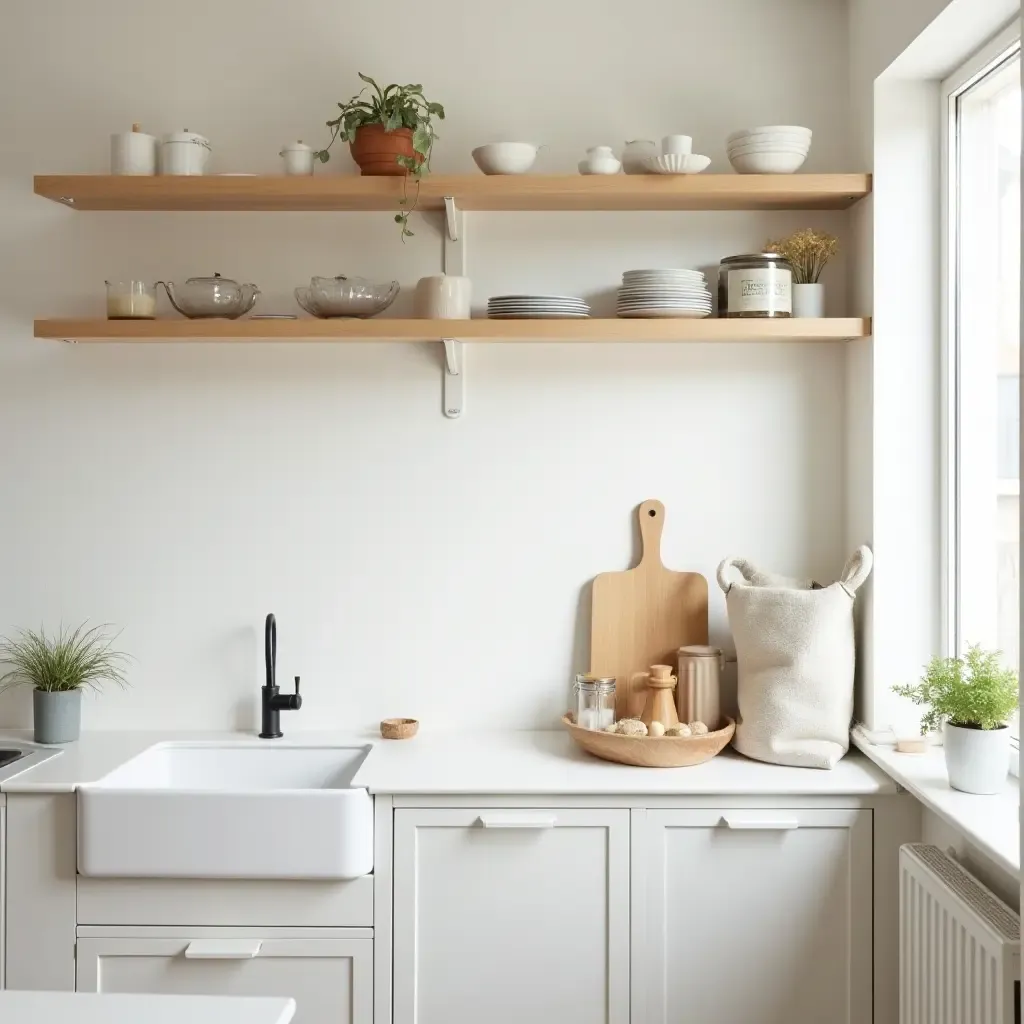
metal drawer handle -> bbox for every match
[721,816,800,831]
[184,940,262,959]
[478,814,557,829]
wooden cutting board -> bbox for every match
[590,499,709,719]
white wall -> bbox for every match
[0,0,855,732]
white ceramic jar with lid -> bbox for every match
[160,130,211,175]
[280,140,316,176]
[110,123,157,175]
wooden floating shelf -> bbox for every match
[34,174,870,212]
[35,318,871,344]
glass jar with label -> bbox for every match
[573,675,616,731]
[718,253,793,318]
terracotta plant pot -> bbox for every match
[350,124,422,176]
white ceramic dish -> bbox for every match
[644,153,711,175]
[488,311,590,319]
[727,141,810,157]
[727,125,811,144]
[729,151,807,174]
[728,134,810,149]
[623,269,705,278]
[617,307,711,318]
[617,297,711,306]
[472,143,539,175]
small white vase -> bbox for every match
[792,282,825,317]
[943,722,1011,794]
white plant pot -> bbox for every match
[943,721,1011,794]
[792,282,825,318]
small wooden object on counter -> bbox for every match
[562,713,735,767]
[633,664,680,730]
[590,499,708,718]
[380,718,419,740]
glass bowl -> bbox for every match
[295,276,399,319]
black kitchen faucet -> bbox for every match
[260,613,302,739]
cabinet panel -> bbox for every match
[394,808,629,1024]
[641,808,871,1024]
[77,933,372,1024]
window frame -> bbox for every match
[940,22,1021,771]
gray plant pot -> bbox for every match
[33,688,82,744]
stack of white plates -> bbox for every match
[487,294,590,319]
[616,269,712,319]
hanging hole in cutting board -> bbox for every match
[648,509,657,517]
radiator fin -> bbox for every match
[900,844,1020,1024]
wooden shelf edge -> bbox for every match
[34,173,871,212]
[34,317,871,343]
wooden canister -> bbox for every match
[676,646,724,729]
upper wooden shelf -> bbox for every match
[34,174,871,212]
[34,317,871,343]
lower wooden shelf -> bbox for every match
[35,317,871,343]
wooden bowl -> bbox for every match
[561,713,734,767]
[380,718,419,740]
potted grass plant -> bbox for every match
[0,622,130,743]
[892,645,1018,794]
[316,72,445,239]
[766,229,838,317]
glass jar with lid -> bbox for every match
[718,253,793,318]
[573,674,616,731]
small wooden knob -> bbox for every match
[131,122,141,133]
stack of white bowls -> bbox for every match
[727,126,811,174]
[616,269,712,319]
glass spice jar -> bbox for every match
[718,253,793,318]
[573,674,616,731]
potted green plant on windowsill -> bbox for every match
[0,622,130,744]
[316,72,445,240]
[892,645,1018,794]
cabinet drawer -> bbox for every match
[77,930,372,1024]
[77,875,373,927]
[394,807,629,1024]
[640,808,871,1024]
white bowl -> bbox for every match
[733,137,811,152]
[728,142,810,158]
[644,153,711,175]
[472,143,539,175]
[727,125,812,144]
[729,150,808,174]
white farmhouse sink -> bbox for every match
[78,743,373,880]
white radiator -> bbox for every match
[900,844,1020,1024]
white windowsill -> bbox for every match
[851,726,1019,877]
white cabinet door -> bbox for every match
[394,808,629,1024]
[640,808,871,1024]
[77,933,372,1024]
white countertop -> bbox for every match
[852,728,1020,876]
[0,992,295,1024]
[0,727,896,796]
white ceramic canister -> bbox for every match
[159,130,211,175]
[110,123,157,175]
[622,140,658,174]
[415,275,472,319]
[676,645,724,730]
[280,140,316,176]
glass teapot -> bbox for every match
[156,273,260,319]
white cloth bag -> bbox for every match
[716,547,873,769]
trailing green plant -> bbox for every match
[892,644,1018,733]
[0,622,131,693]
[316,72,445,240]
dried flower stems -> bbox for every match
[766,229,838,284]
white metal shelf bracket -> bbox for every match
[441,196,467,418]
[442,338,464,418]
